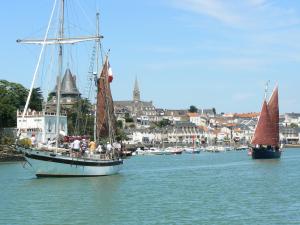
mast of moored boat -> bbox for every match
[55,0,64,151]
[94,12,100,144]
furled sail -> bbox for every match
[268,86,279,145]
[96,57,116,140]
[251,100,277,146]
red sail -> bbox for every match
[268,86,279,145]
[96,57,116,139]
[251,100,277,146]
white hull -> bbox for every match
[184,148,201,154]
[20,147,122,177]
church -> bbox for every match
[114,78,156,124]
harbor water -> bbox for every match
[1,149,300,225]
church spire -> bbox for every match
[133,76,140,102]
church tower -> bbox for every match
[133,77,140,102]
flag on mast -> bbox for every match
[108,61,113,83]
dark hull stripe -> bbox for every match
[25,153,123,167]
[36,174,111,178]
[251,148,281,159]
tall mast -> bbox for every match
[55,0,64,149]
[94,12,100,143]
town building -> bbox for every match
[280,127,300,144]
[114,78,156,125]
[187,112,208,127]
[17,109,68,144]
[283,113,300,127]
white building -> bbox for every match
[284,113,300,127]
[126,129,161,145]
[187,113,208,127]
[17,109,68,144]
[136,116,150,128]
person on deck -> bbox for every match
[96,145,102,153]
[106,142,112,152]
[72,139,81,156]
[30,134,36,147]
[89,140,96,154]
[81,139,88,155]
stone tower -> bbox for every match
[133,77,140,102]
[49,68,81,108]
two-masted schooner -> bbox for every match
[16,0,123,177]
[250,84,281,159]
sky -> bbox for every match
[0,0,300,113]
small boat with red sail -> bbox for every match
[250,83,281,159]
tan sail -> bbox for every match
[96,57,116,140]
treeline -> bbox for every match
[0,80,43,128]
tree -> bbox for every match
[189,105,198,113]
[67,98,94,136]
[212,107,216,115]
[158,119,171,128]
[30,88,43,111]
[115,129,128,142]
[0,80,43,128]
[290,123,298,128]
[124,113,134,123]
[116,120,124,129]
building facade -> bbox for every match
[114,77,156,125]
[17,109,68,144]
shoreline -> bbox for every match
[0,145,25,162]
[284,144,300,149]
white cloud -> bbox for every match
[171,0,300,29]
[247,0,267,7]
[172,0,243,27]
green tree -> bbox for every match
[115,129,128,142]
[212,107,216,115]
[0,80,43,128]
[189,105,198,113]
[67,98,94,137]
[158,119,171,128]
[290,123,298,128]
[30,88,43,111]
[124,112,134,123]
[116,120,124,129]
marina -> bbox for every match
[1,149,300,224]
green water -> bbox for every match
[1,150,300,225]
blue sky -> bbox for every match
[0,0,300,113]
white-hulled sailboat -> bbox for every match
[16,0,123,177]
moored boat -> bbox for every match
[20,147,122,177]
[164,147,183,155]
[16,0,123,177]
[184,147,201,154]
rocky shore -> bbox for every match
[0,145,25,162]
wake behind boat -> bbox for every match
[16,0,123,177]
[250,84,281,159]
